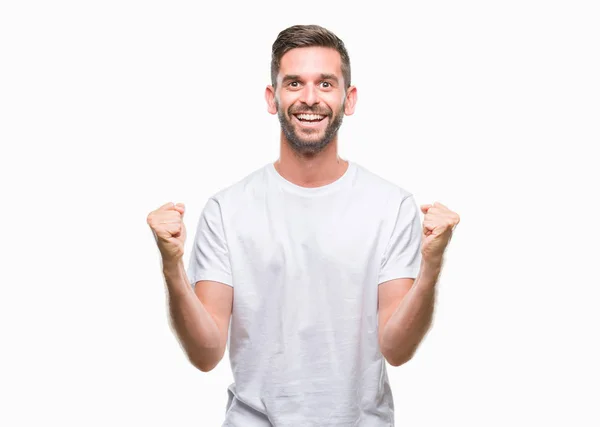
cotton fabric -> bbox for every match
[186,160,422,426]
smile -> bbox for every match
[293,113,328,128]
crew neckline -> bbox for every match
[267,160,356,197]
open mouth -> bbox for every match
[293,113,328,128]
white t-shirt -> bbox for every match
[186,160,422,427]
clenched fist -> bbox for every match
[147,202,187,262]
[419,201,460,262]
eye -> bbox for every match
[289,81,300,87]
[321,81,332,88]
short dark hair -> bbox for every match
[270,24,351,89]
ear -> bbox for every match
[265,85,278,115]
[344,85,358,116]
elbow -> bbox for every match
[388,355,412,367]
[191,357,219,373]
[384,349,415,367]
[383,324,433,367]
[189,346,225,373]
[197,364,216,373]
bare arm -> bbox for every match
[162,258,228,372]
[379,258,442,366]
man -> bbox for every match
[147,24,460,426]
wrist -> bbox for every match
[419,257,443,278]
[162,257,192,297]
[421,252,444,267]
[162,257,184,275]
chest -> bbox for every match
[227,195,387,293]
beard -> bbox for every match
[276,100,345,156]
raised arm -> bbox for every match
[163,258,232,372]
[148,201,232,372]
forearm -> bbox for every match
[162,258,222,372]
[380,258,443,366]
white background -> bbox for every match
[1,0,599,426]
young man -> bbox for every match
[148,24,460,427]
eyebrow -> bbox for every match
[281,74,340,84]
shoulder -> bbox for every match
[351,161,414,204]
[206,162,271,211]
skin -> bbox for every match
[379,202,460,366]
[150,44,461,374]
[264,46,357,188]
[263,46,463,367]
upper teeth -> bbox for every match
[297,114,324,120]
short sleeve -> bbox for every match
[378,194,422,285]
[186,197,233,288]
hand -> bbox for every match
[419,201,460,262]
[147,202,187,262]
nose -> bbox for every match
[299,84,319,106]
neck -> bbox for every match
[274,133,349,188]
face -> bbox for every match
[266,46,357,155]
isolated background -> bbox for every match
[1,1,599,426]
